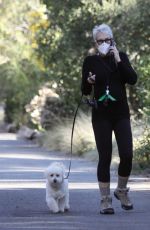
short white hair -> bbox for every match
[92,24,113,41]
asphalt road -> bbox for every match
[0,133,150,230]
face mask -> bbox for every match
[97,42,110,55]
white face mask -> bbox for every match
[98,42,110,55]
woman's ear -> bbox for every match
[111,39,116,47]
[95,40,98,48]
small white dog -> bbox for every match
[45,162,70,213]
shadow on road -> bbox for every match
[0,133,150,230]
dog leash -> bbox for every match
[65,84,95,179]
[64,94,83,179]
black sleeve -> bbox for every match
[118,52,138,85]
[81,57,92,95]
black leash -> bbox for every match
[64,84,96,179]
[64,94,83,179]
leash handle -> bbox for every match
[65,94,83,179]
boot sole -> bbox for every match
[114,192,133,210]
[100,208,115,214]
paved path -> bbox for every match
[0,133,150,230]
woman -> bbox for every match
[81,24,137,214]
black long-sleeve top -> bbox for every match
[81,52,138,120]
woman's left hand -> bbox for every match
[110,46,121,63]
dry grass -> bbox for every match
[42,111,146,173]
[43,111,96,155]
[42,110,120,165]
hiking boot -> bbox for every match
[100,195,115,214]
[114,188,133,210]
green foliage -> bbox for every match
[35,0,150,169]
[0,0,149,172]
[135,55,150,117]
[36,0,149,116]
[36,0,111,112]
[1,60,43,125]
[0,0,149,136]
[0,0,46,126]
[134,127,150,170]
[112,0,150,117]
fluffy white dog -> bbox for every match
[45,162,70,213]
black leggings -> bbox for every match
[92,118,133,182]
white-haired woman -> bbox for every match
[81,24,137,214]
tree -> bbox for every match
[0,0,47,126]
[35,0,149,117]
[112,0,150,116]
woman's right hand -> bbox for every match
[87,72,96,84]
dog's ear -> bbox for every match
[57,163,66,177]
[61,164,66,178]
[44,168,49,178]
[54,162,66,178]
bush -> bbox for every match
[1,60,43,127]
[42,111,95,155]
[25,84,71,130]
[133,127,150,170]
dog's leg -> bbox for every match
[64,189,70,211]
[46,198,59,213]
[58,197,66,213]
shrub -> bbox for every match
[42,111,95,155]
[25,84,70,130]
[133,127,150,170]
